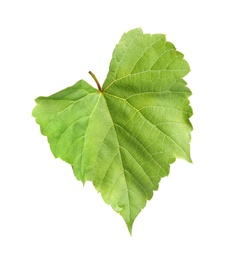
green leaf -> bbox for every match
[32,28,192,234]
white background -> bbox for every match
[0,0,228,259]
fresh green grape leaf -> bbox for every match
[32,28,192,234]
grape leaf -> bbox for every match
[32,28,192,234]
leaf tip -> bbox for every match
[126,221,134,236]
[188,156,193,164]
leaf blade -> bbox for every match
[32,28,192,233]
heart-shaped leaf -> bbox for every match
[32,28,192,233]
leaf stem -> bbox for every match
[88,71,102,92]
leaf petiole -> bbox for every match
[89,71,103,93]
